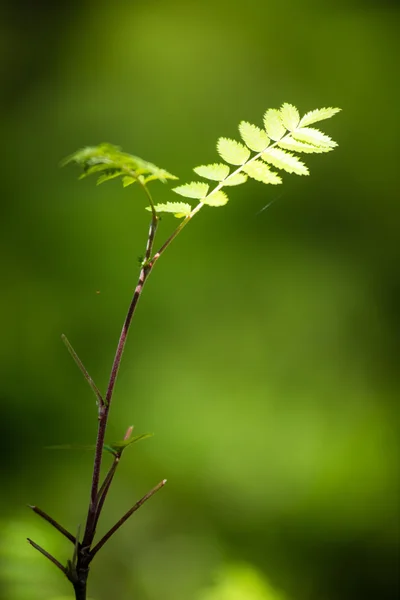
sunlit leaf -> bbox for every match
[261,148,309,175]
[238,122,270,152]
[217,138,251,165]
[242,160,282,185]
[172,181,209,199]
[193,163,230,181]
[223,173,248,186]
[263,109,286,141]
[145,202,192,218]
[300,107,341,127]
[279,103,300,131]
[203,190,229,206]
[277,137,332,154]
[293,127,337,148]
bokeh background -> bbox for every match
[0,0,399,599]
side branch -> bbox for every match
[27,538,68,577]
[28,505,77,545]
[89,479,167,560]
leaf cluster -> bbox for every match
[62,142,178,187]
[171,104,340,214]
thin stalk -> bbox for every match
[89,479,167,560]
[27,538,68,577]
[82,186,158,548]
[28,505,77,545]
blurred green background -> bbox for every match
[0,0,399,599]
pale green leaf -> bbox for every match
[243,160,282,185]
[145,202,192,218]
[277,137,332,154]
[217,138,251,165]
[300,107,341,127]
[263,109,286,141]
[173,181,209,199]
[261,147,309,176]
[97,172,122,185]
[280,103,300,131]
[193,163,230,181]
[238,121,270,152]
[203,190,229,207]
[223,173,248,186]
[122,176,136,187]
[293,127,337,148]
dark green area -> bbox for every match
[0,1,398,599]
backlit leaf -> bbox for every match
[203,190,229,207]
[217,138,250,165]
[173,181,209,199]
[243,160,282,185]
[300,107,341,127]
[261,147,309,175]
[263,109,286,141]
[145,202,192,218]
[193,163,230,181]
[223,173,248,186]
[277,137,332,154]
[293,127,337,148]
[280,103,300,131]
[238,122,270,152]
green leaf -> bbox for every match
[173,181,209,199]
[217,138,251,165]
[263,109,286,141]
[106,433,153,455]
[223,173,248,186]
[242,160,282,185]
[97,172,123,185]
[62,143,178,186]
[145,202,192,218]
[203,190,229,207]
[238,121,270,152]
[279,103,300,131]
[293,127,337,149]
[193,163,230,181]
[300,107,341,127]
[261,147,309,176]
[277,136,332,154]
[122,176,136,187]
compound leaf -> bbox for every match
[145,202,192,218]
[203,190,229,207]
[279,103,300,131]
[243,160,282,185]
[217,138,251,165]
[193,163,230,181]
[238,121,270,152]
[173,181,209,199]
[300,107,341,127]
[263,109,286,141]
[261,147,309,175]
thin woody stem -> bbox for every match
[82,192,158,548]
[27,538,68,577]
[28,505,77,545]
[89,479,167,560]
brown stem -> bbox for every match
[89,479,167,560]
[27,538,68,577]
[82,212,158,548]
[28,505,77,545]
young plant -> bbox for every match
[28,103,340,599]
